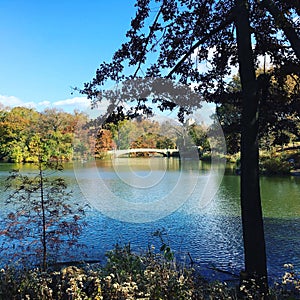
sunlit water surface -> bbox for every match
[0,159,299,283]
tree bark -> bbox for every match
[235,0,268,294]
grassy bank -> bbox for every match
[227,147,300,176]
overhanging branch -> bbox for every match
[167,12,234,79]
[133,7,163,78]
[261,0,300,60]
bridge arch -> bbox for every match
[108,148,179,158]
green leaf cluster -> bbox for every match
[0,107,89,162]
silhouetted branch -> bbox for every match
[167,12,235,79]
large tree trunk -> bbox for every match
[235,0,268,295]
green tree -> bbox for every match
[116,119,139,149]
[80,0,300,295]
[72,110,94,160]
[216,71,300,153]
[38,108,76,161]
[0,106,92,162]
[0,107,39,162]
[188,123,210,152]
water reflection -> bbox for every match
[261,176,300,218]
[73,158,225,222]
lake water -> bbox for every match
[0,158,299,283]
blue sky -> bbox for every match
[0,0,137,112]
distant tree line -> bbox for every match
[0,106,91,163]
[0,105,210,162]
[95,118,210,158]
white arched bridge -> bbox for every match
[107,148,179,158]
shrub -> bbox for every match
[260,156,291,175]
[0,246,299,299]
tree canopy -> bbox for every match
[217,71,300,153]
[81,0,299,111]
[0,107,91,163]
